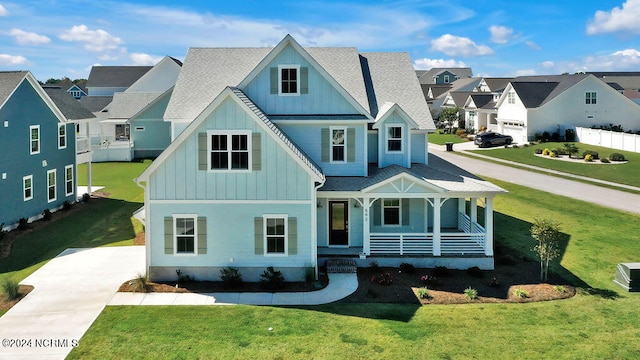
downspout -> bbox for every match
[312,177,326,280]
[134,177,151,278]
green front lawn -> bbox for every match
[428,132,470,145]
[0,161,151,283]
[469,142,640,187]
[69,179,640,359]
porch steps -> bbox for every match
[326,259,357,273]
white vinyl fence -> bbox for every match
[575,127,640,153]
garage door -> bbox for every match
[501,125,527,144]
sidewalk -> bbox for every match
[108,272,358,306]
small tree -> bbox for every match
[531,219,561,281]
[563,143,579,159]
[439,107,460,133]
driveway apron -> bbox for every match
[0,246,145,359]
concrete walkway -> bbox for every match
[109,272,358,306]
[0,246,145,360]
[430,144,640,215]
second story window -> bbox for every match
[507,91,516,104]
[387,125,403,153]
[30,125,40,155]
[58,124,66,149]
[279,65,299,95]
[209,131,250,171]
[331,127,346,162]
[585,92,597,105]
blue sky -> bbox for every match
[1,0,640,81]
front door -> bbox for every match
[329,201,349,246]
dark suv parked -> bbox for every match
[474,132,513,148]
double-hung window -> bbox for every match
[585,92,597,105]
[30,125,40,155]
[174,215,197,255]
[47,169,56,203]
[279,65,299,95]
[23,175,33,201]
[58,124,66,149]
[507,91,516,104]
[265,215,287,255]
[65,165,74,196]
[382,199,401,226]
[209,131,251,171]
[387,125,403,152]
[331,127,346,162]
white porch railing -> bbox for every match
[76,136,91,154]
[440,232,485,255]
[370,233,433,255]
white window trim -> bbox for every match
[30,125,40,155]
[58,124,67,149]
[65,165,74,197]
[585,91,597,105]
[507,92,516,104]
[382,198,402,227]
[444,74,450,83]
[47,169,56,203]
[207,130,252,173]
[264,214,288,257]
[173,214,198,256]
[23,175,33,201]
[330,126,347,163]
[385,124,404,154]
[278,64,300,96]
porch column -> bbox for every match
[433,198,441,256]
[457,198,465,231]
[87,161,92,196]
[470,198,478,223]
[363,197,371,255]
[484,197,494,256]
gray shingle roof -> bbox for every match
[468,94,494,108]
[79,96,113,113]
[0,71,28,107]
[108,92,163,119]
[42,86,95,120]
[510,74,589,108]
[321,163,505,193]
[86,66,152,88]
[417,68,473,84]
[230,87,324,181]
[483,78,512,92]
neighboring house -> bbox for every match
[135,35,506,283]
[66,84,87,99]
[496,74,640,143]
[0,72,77,230]
[417,68,473,85]
[463,93,496,132]
[83,57,182,161]
[86,65,153,96]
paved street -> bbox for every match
[429,146,640,215]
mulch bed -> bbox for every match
[0,285,33,312]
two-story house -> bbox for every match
[0,71,77,230]
[136,35,505,282]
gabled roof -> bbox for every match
[509,74,589,108]
[417,68,473,84]
[449,91,475,107]
[86,66,152,88]
[108,92,164,119]
[466,94,494,109]
[42,86,95,120]
[0,71,66,122]
[79,96,112,113]
[138,87,324,183]
[372,102,420,129]
[482,78,512,92]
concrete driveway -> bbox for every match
[0,246,145,359]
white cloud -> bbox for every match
[541,61,555,68]
[489,25,513,44]
[8,29,51,46]
[430,34,493,57]
[130,53,163,65]
[59,25,123,52]
[413,58,467,69]
[0,54,28,65]
[587,0,640,35]
[525,41,542,51]
[0,4,8,16]
[515,69,537,76]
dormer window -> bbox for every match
[279,65,299,95]
[386,125,403,153]
[444,75,450,83]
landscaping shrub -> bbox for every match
[554,285,567,293]
[490,277,500,288]
[600,158,610,163]
[553,147,568,156]
[260,266,285,290]
[551,131,560,142]
[542,148,550,156]
[304,266,315,283]
[534,148,543,155]
[609,153,626,161]
[42,209,52,221]
[497,254,516,266]
[466,266,484,278]
[582,150,599,159]
[63,200,73,211]
[175,269,194,283]
[18,218,28,231]
[513,288,529,298]
[131,273,150,293]
[542,131,551,142]
[565,128,576,141]
[369,261,380,273]
[417,287,431,299]
[455,129,466,137]
[82,193,91,202]
[370,272,393,286]
[464,287,478,300]
[220,267,243,288]
[399,263,416,274]
[1,277,20,301]
[584,154,593,162]
[0,223,6,243]
[511,144,519,149]
[433,266,450,277]
[549,151,558,158]
[534,133,543,142]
